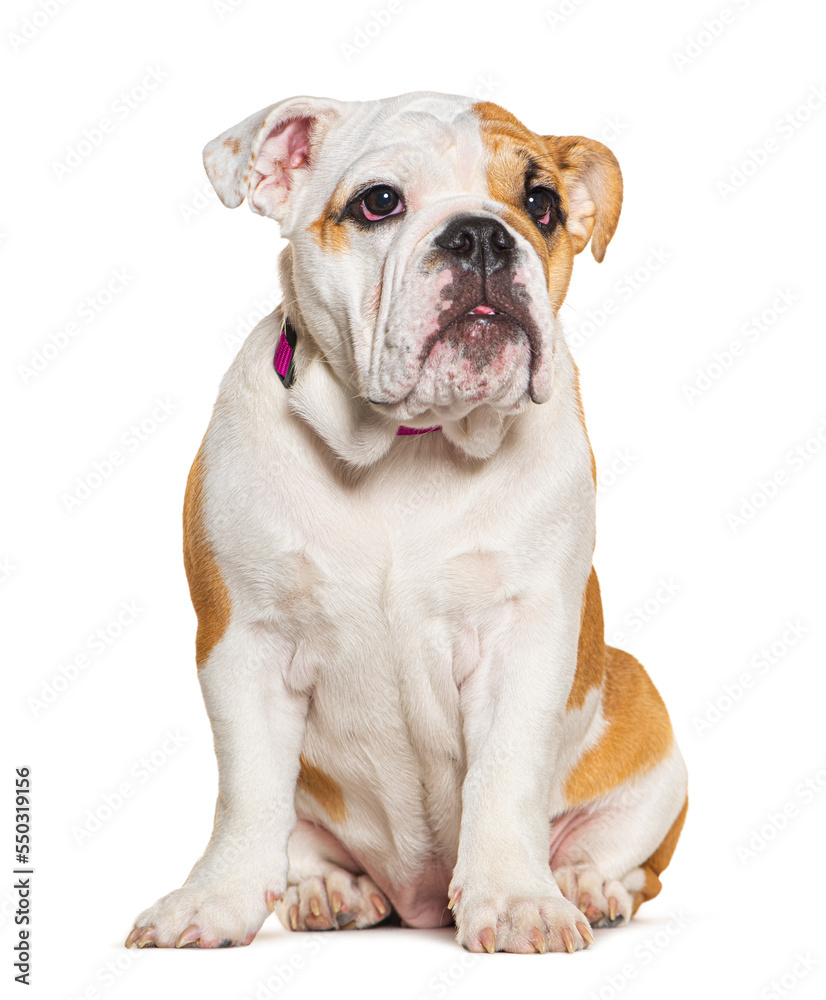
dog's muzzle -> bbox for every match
[370,211,553,415]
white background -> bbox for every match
[3,0,825,997]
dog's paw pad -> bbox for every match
[277,869,391,931]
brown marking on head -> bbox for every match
[472,102,622,301]
[296,754,347,822]
[472,102,574,313]
[631,796,688,915]
[308,178,351,253]
[566,568,605,712]
[472,102,565,210]
[183,444,232,669]
[564,646,674,804]
[223,136,242,157]
[544,135,623,263]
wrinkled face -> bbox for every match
[204,93,622,425]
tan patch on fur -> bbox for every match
[631,796,688,915]
[308,213,349,253]
[472,102,621,275]
[472,102,574,312]
[223,136,242,156]
[566,569,605,712]
[472,104,562,213]
[308,180,350,253]
[564,647,674,805]
[183,445,232,669]
[296,755,347,823]
[543,135,623,263]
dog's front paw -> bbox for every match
[449,881,595,954]
[126,879,277,949]
[276,869,391,931]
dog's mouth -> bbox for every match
[371,264,551,413]
[420,286,539,379]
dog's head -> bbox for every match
[204,93,621,448]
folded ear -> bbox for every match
[543,135,623,262]
[202,96,343,220]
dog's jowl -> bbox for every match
[126,93,687,954]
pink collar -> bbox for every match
[273,320,441,437]
[396,424,442,435]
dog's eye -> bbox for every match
[359,185,405,222]
[526,187,557,227]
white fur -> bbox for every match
[129,93,686,954]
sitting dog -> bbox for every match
[126,92,687,954]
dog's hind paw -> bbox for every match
[553,865,636,927]
[276,870,391,931]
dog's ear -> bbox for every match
[543,136,623,262]
[203,97,343,220]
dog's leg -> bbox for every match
[126,626,308,948]
[274,820,392,932]
[448,587,597,955]
[551,747,688,928]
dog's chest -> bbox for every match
[278,495,480,878]
[257,448,562,701]
[278,483,487,749]
[207,407,592,882]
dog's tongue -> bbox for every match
[469,304,497,315]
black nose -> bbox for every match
[435,214,515,276]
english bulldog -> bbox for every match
[126,92,687,954]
